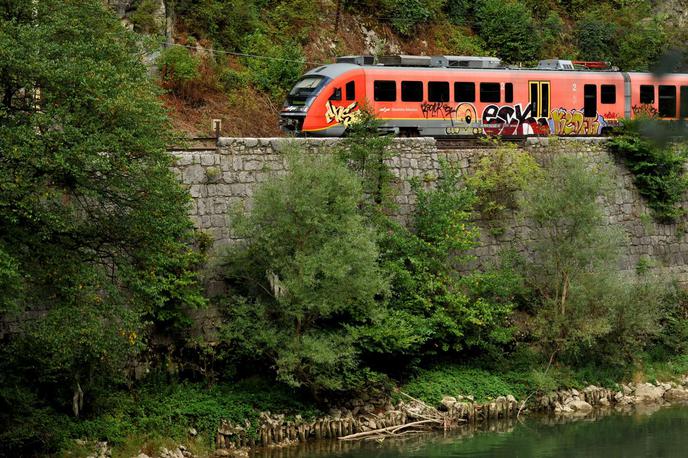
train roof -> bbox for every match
[302,56,688,81]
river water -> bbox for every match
[251,404,688,458]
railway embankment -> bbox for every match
[171,136,688,300]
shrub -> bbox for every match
[379,162,515,359]
[173,0,259,51]
[379,0,445,36]
[157,45,200,85]
[464,143,540,232]
[519,154,664,365]
[474,0,542,63]
[224,152,388,395]
[608,120,688,223]
[241,31,305,99]
[575,14,616,61]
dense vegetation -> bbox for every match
[1,1,687,457]
[119,0,685,136]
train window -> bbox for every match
[681,86,688,118]
[584,84,597,118]
[455,82,475,102]
[505,83,513,103]
[329,87,341,101]
[480,83,500,103]
[374,80,396,102]
[640,85,655,104]
[601,85,616,104]
[401,81,423,102]
[659,85,677,117]
[346,81,355,101]
[428,82,450,102]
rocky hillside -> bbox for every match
[108,0,687,138]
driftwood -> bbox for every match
[338,391,465,441]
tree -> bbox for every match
[0,0,205,452]
[519,155,662,365]
[475,0,542,63]
[224,152,388,395]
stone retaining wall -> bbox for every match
[171,137,688,292]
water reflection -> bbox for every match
[250,404,688,458]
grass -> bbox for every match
[399,355,688,406]
[54,376,321,456]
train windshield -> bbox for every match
[290,76,323,94]
[287,76,325,106]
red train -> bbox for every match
[280,55,688,137]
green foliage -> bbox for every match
[0,1,205,454]
[474,0,542,63]
[575,14,617,61]
[224,152,388,394]
[401,366,529,403]
[173,0,260,51]
[1,378,320,454]
[616,16,667,71]
[608,121,688,223]
[379,162,515,358]
[445,0,475,26]
[130,0,164,34]
[445,27,489,56]
[519,155,664,365]
[465,143,540,229]
[378,0,445,36]
[157,45,200,84]
[241,31,305,99]
[338,107,395,208]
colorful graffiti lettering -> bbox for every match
[325,100,360,127]
[632,104,659,118]
[481,104,549,136]
[454,103,477,125]
[550,108,604,135]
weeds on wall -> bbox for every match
[464,142,540,235]
[608,120,688,223]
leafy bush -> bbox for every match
[241,31,305,99]
[379,162,515,359]
[130,0,164,34]
[608,121,688,223]
[474,0,542,63]
[378,0,445,36]
[158,45,200,84]
[173,0,259,51]
[445,0,475,26]
[224,152,388,395]
[519,154,665,365]
[465,143,540,233]
[575,14,617,61]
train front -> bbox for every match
[280,64,362,136]
[279,73,328,135]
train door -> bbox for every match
[529,81,551,118]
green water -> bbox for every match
[252,404,688,458]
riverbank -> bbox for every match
[59,357,688,458]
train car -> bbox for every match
[279,55,688,137]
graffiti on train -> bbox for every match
[325,101,361,127]
[550,108,605,135]
[481,104,549,136]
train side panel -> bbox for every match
[290,65,688,137]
